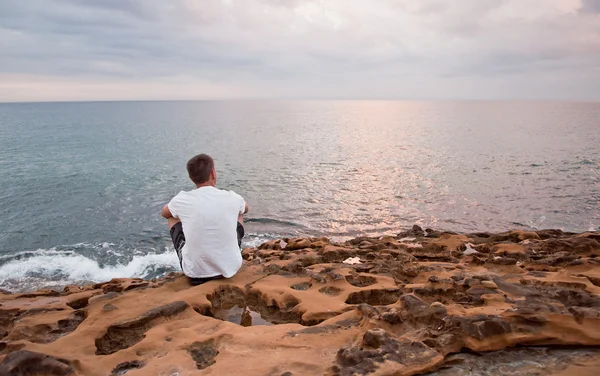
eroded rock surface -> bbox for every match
[1,228,600,375]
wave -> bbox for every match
[0,232,280,292]
[245,217,303,227]
[0,250,180,293]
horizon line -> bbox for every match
[2,98,599,105]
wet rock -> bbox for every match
[188,339,219,370]
[0,350,73,376]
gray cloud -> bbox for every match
[0,0,599,101]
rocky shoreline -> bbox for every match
[1,227,600,375]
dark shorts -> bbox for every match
[169,221,245,286]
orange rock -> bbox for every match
[1,230,599,375]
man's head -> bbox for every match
[186,154,216,186]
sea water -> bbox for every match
[0,100,598,291]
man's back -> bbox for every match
[168,186,245,278]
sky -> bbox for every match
[0,0,599,102]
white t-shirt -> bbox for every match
[167,186,245,279]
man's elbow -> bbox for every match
[161,204,172,219]
[244,202,249,214]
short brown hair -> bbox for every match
[186,154,214,184]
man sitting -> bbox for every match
[161,154,248,285]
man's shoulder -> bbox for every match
[213,188,243,200]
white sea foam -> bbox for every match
[242,233,278,248]
[0,234,277,292]
[0,250,180,292]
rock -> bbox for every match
[1,229,600,376]
[463,317,512,341]
[188,339,219,370]
[489,256,518,265]
[95,301,189,355]
[541,238,600,254]
[481,281,498,289]
[397,225,425,238]
[111,360,144,375]
[0,350,73,376]
[102,303,118,311]
[6,310,87,344]
[342,257,362,265]
[399,294,428,315]
[362,328,389,348]
[345,289,400,305]
[285,239,311,251]
[509,230,541,241]
[335,333,441,375]
[381,308,403,324]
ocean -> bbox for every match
[0,100,598,292]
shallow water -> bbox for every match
[0,101,598,291]
[212,305,273,327]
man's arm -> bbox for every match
[243,202,249,214]
[161,204,173,219]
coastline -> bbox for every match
[2,226,600,375]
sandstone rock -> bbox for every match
[111,360,144,375]
[334,331,441,375]
[1,229,599,376]
[95,301,189,355]
[0,350,73,376]
[188,339,219,370]
[285,238,311,251]
[481,281,498,289]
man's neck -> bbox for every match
[196,182,215,189]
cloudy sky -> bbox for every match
[1,0,599,102]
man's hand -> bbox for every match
[161,204,173,219]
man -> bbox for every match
[161,154,248,285]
